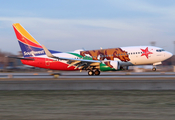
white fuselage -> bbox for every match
[118,46,172,66]
[36,46,172,68]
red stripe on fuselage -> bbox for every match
[13,26,42,48]
[21,57,78,71]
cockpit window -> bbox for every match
[156,49,165,52]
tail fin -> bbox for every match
[13,23,46,57]
[13,23,60,57]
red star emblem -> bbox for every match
[140,47,153,59]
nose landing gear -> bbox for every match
[152,67,156,71]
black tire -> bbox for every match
[152,67,156,71]
[88,70,94,76]
[94,69,100,75]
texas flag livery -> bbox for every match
[12,23,173,75]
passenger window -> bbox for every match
[156,49,165,52]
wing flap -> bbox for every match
[68,61,81,68]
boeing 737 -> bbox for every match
[12,23,173,75]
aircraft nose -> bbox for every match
[166,51,173,59]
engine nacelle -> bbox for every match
[100,61,120,71]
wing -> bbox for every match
[42,45,101,70]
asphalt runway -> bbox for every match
[0,72,175,90]
[0,71,175,79]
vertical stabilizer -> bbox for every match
[13,23,61,57]
[13,23,45,57]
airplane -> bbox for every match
[12,23,173,76]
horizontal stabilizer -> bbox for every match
[7,56,35,60]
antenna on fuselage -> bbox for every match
[82,47,86,51]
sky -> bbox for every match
[0,0,175,54]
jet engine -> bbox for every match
[100,61,120,71]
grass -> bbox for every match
[0,91,175,120]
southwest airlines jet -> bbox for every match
[12,23,172,75]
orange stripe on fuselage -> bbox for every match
[13,23,40,45]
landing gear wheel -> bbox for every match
[88,70,94,76]
[94,69,100,75]
[152,67,156,71]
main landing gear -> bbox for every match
[88,69,100,76]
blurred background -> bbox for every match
[0,0,175,54]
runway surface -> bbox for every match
[0,71,175,79]
[0,72,175,90]
[0,71,175,80]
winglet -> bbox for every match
[42,45,55,58]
